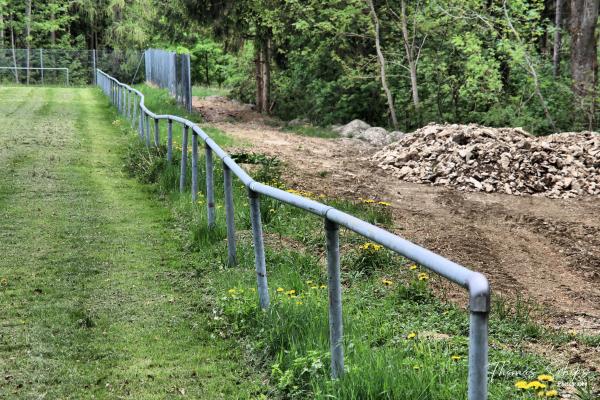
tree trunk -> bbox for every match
[0,14,4,46]
[261,38,271,114]
[25,0,31,85]
[366,0,399,130]
[552,0,562,77]
[400,0,420,111]
[10,25,18,83]
[205,53,210,85]
[569,0,599,129]
[255,40,264,113]
[50,10,56,44]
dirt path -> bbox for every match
[205,118,600,336]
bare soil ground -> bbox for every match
[193,97,600,338]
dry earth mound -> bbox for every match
[373,123,600,198]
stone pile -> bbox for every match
[373,123,600,198]
[332,119,403,146]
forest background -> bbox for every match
[0,0,598,135]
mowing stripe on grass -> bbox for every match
[0,87,261,399]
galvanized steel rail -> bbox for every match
[96,69,491,400]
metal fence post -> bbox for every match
[154,118,160,146]
[468,311,489,400]
[325,218,344,378]
[40,49,44,85]
[205,144,216,228]
[180,125,189,193]
[467,274,490,400]
[249,189,269,309]
[145,114,151,147]
[223,162,236,266]
[138,105,143,139]
[167,119,173,162]
[92,49,97,85]
[132,96,138,129]
[191,134,198,202]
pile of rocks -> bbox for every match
[372,123,600,198]
[332,119,402,146]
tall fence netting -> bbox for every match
[0,49,145,85]
[145,49,192,112]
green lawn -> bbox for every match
[0,87,261,399]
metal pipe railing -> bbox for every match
[96,69,490,400]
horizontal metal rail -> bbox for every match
[96,69,490,400]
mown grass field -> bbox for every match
[1,86,598,399]
[0,87,261,399]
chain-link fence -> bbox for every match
[0,49,145,86]
[144,49,192,112]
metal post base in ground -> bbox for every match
[325,218,344,378]
[223,163,236,266]
[180,126,188,193]
[249,189,269,309]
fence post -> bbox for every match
[132,95,138,129]
[145,114,151,147]
[205,144,216,228]
[325,218,344,379]
[167,119,173,162]
[180,125,189,193]
[468,311,489,400]
[92,49,97,85]
[249,189,269,309]
[40,49,44,85]
[467,274,490,400]
[154,118,160,146]
[223,162,236,266]
[191,133,198,202]
[137,104,143,138]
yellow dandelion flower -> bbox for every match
[296,301,303,305]
[382,279,393,286]
[515,380,529,390]
[526,381,546,390]
[269,208,275,213]
[311,286,318,289]
[537,375,554,383]
[320,285,327,289]
[407,332,417,340]
[418,272,430,281]
[276,287,284,293]
[306,280,313,285]
[363,199,375,204]
[413,365,420,370]
[451,355,462,361]
[228,288,236,294]
[409,265,418,270]
[286,289,296,296]
[378,201,392,206]
[545,390,558,397]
